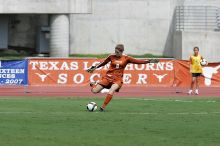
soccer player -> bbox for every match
[87,44,159,111]
[188,47,203,95]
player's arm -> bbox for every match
[87,56,111,73]
[128,56,159,64]
[189,56,192,65]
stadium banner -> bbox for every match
[174,60,220,87]
[0,60,28,85]
[28,58,175,86]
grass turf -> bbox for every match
[0,97,220,146]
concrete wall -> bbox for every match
[1,0,220,58]
[70,0,179,56]
[181,0,220,7]
[173,0,220,62]
[8,15,48,49]
[0,15,8,49]
[0,0,91,14]
[173,31,182,59]
[69,0,220,56]
[173,31,220,62]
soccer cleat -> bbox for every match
[99,107,105,112]
[195,89,199,95]
[188,90,193,95]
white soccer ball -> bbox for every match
[200,59,208,66]
[86,102,98,112]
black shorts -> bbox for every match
[192,73,202,77]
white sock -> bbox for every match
[101,88,109,93]
[188,90,193,94]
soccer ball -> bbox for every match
[200,59,208,66]
[87,102,98,112]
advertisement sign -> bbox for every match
[174,60,220,87]
[28,58,175,86]
[0,60,28,85]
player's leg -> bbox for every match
[188,75,196,95]
[100,83,120,111]
[91,84,104,94]
[90,78,109,94]
[195,75,200,95]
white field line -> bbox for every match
[120,112,220,115]
[0,98,217,103]
[0,111,34,114]
[117,98,217,103]
[0,111,220,116]
[0,111,82,114]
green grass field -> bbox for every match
[0,97,220,146]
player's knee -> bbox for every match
[108,89,116,95]
[108,91,114,95]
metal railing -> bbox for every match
[175,6,220,31]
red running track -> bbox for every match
[0,86,219,98]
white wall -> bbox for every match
[173,0,220,62]
[182,31,220,62]
[70,0,220,56]
[2,0,220,58]
[173,31,220,62]
[0,0,91,14]
[182,0,220,6]
[70,0,179,56]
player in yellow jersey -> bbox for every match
[188,47,204,95]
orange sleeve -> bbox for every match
[127,56,148,64]
[96,55,111,68]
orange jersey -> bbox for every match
[97,54,148,80]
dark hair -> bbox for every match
[193,47,199,51]
[115,44,124,52]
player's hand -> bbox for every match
[87,66,96,73]
[149,59,160,63]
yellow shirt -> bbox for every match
[190,55,202,73]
